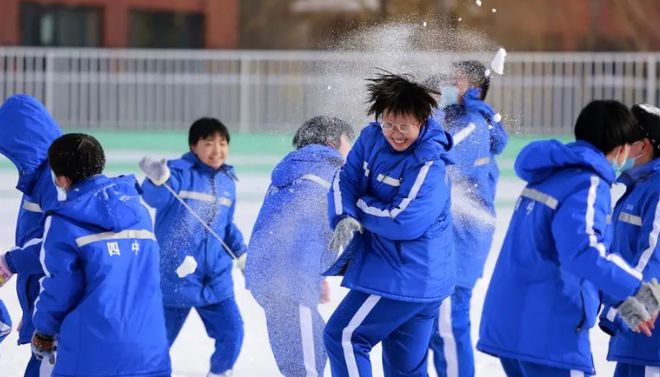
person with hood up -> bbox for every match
[598,103,660,377]
[31,133,171,377]
[245,115,354,377]
[139,118,247,377]
[323,72,456,377]
[0,94,61,377]
[426,60,508,377]
[477,100,660,377]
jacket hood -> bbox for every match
[0,94,62,194]
[271,144,344,187]
[515,140,616,184]
[50,175,145,232]
[412,117,455,165]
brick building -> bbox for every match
[0,0,238,48]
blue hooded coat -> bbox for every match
[246,144,344,307]
[326,119,456,303]
[33,175,171,377]
[443,87,508,288]
[477,140,643,374]
[598,158,660,366]
[0,94,61,344]
[141,152,247,308]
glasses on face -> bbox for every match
[379,121,414,134]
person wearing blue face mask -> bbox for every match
[599,103,660,377]
[425,61,508,377]
[477,100,660,377]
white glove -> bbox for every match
[618,296,652,333]
[329,217,363,253]
[0,253,14,287]
[139,157,170,186]
[618,279,660,336]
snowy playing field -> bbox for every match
[0,146,618,376]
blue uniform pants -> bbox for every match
[260,296,327,377]
[429,286,474,377]
[164,296,244,374]
[614,363,660,377]
[500,358,591,377]
[324,290,440,377]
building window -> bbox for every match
[21,3,102,47]
[129,10,204,48]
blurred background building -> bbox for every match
[1,0,659,51]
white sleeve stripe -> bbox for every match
[38,217,52,278]
[606,307,618,322]
[332,170,343,216]
[635,199,660,272]
[8,237,43,252]
[356,162,434,219]
[357,199,390,217]
[32,216,53,324]
[22,200,43,213]
[452,123,476,145]
[300,174,331,189]
[585,175,641,280]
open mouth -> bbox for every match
[392,138,406,145]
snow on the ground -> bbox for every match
[0,168,618,376]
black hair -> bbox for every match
[188,117,230,146]
[632,104,660,158]
[574,100,642,154]
[48,133,105,184]
[453,60,490,100]
[293,116,355,150]
[366,70,439,125]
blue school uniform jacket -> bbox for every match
[141,152,247,308]
[477,140,643,374]
[443,88,508,288]
[0,94,61,344]
[327,119,456,303]
[246,144,344,307]
[33,175,171,377]
[598,158,660,366]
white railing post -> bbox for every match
[239,55,250,133]
[45,50,55,112]
[647,54,657,106]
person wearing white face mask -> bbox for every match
[424,61,508,377]
[599,103,660,377]
[477,100,660,377]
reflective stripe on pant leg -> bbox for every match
[646,366,660,377]
[299,303,318,377]
[341,295,381,377]
[438,296,458,377]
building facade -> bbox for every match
[0,0,238,48]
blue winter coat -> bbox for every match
[326,119,456,303]
[597,159,660,366]
[33,175,171,377]
[0,299,10,344]
[246,144,344,307]
[442,88,508,288]
[477,140,643,374]
[0,94,61,344]
[141,152,247,308]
